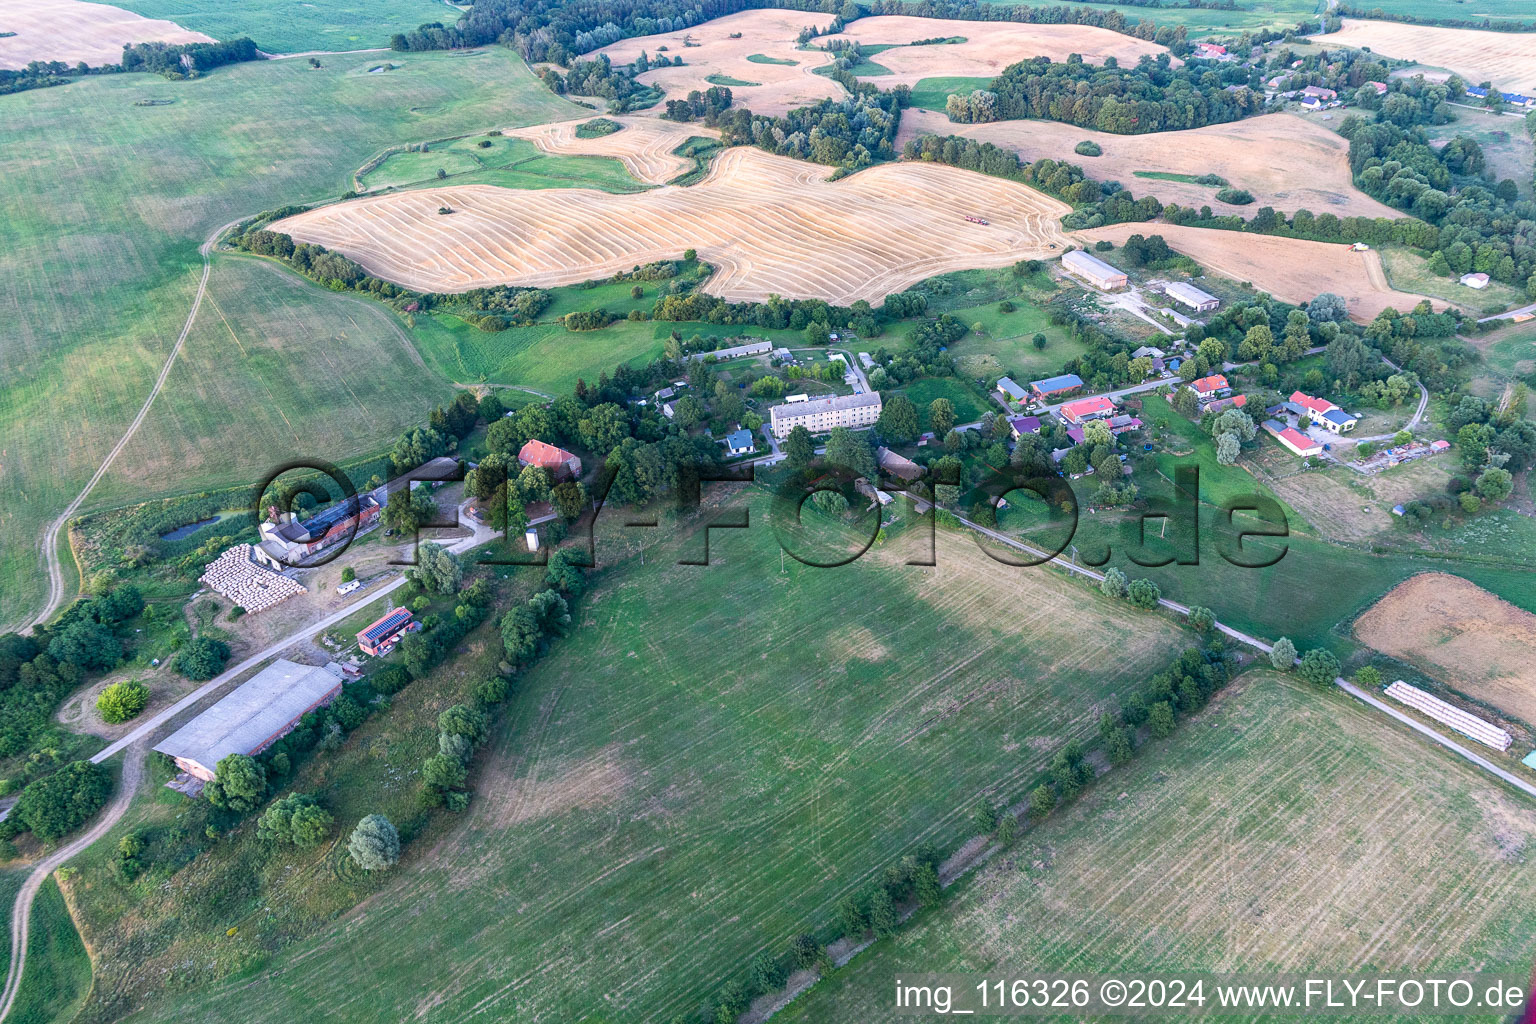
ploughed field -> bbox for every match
[273,146,1072,305]
[899,109,1402,220]
[1080,223,1443,322]
[1355,572,1536,727]
[0,0,211,70]
[1323,18,1536,94]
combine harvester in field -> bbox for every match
[1385,680,1512,751]
[964,214,989,225]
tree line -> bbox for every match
[1,36,258,95]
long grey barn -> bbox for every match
[154,659,343,782]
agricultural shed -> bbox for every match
[1061,250,1128,291]
[1164,281,1219,312]
[153,660,343,782]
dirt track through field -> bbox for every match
[0,0,212,70]
[824,15,1169,89]
[272,147,1072,304]
[1356,572,1536,726]
[595,9,842,116]
[1324,19,1536,93]
[504,117,715,185]
[1080,222,1443,322]
[899,110,1401,219]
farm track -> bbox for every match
[25,220,242,634]
[272,147,1072,304]
[0,744,144,1024]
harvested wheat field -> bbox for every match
[1356,572,1536,725]
[1324,19,1536,94]
[825,15,1168,89]
[1081,223,1442,322]
[0,0,213,70]
[595,9,841,116]
[504,117,716,185]
[899,109,1400,219]
[271,146,1072,304]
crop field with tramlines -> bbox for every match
[272,147,1072,304]
[1323,19,1536,93]
[781,671,1536,1020]
[88,505,1191,1023]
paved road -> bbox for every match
[92,501,493,765]
[23,219,244,635]
[0,503,499,1023]
[1478,301,1536,325]
[0,744,145,1023]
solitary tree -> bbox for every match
[784,425,815,470]
[1099,567,1129,600]
[349,814,401,870]
[1297,648,1341,688]
[96,680,150,724]
[1188,606,1216,633]
[928,397,956,436]
[1126,578,1161,609]
[876,394,920,444]
[1269,636,1297,671]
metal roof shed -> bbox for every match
[154,659,342,781]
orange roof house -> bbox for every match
[517,439,582,481]
[1189,374,1230,398]
[1059,395,1116,424]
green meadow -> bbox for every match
[0,48,582,628]
[76,495,1192,1023]
[111,0,454,53]
[359,134,650,193]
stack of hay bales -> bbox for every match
[199,545,307,613]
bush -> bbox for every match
[1297,648,1341,688]
[473,676,511,705]
[349,814,400,870]
[173,636,230,680]
[1074,140,1102,156]
[13,761,111,842]
[205,753,267,812]
[256,792,334,847]
[1216,187,1254,205]
[96,680,150,724]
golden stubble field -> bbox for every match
[272,146,1072,304]
[826,15,1169,89]
[0,0,212,70]
[595,9,842,116]
[504,116,714,185]
[1325,19,1536,93]
[593,10,1169,114]
[1355,572,1536,725]
[900,109,1402,219]
[1081,222,1444,322]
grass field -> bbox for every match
[409,314,670,396]
[359,134,648,193]
[90,255,455,511]
[897,377,991,430]
[10,878,91,1024]
[1471,318,1536,394]
[111,0,454,53]
[781,671,1536,1020]
[1348,0,1536,21]
[1421,105,1535,201]
[0,47,582,629]
[1378,245,1529,313]
[99,498,1191,1023]
[974,0,1325,35]
[908,75,992,111]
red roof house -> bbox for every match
[1189,374,1230,398]
[518,439,583,481]
[1059,395,1116,424]
[1289,391,1337,416]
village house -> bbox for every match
[518,439,583,481]
[1060,395,1116,425]
[256,493,381,568]
[1263,419,1323,457]
[1188,374,1230,400]
[1289,390,1357,433]
[876,446,923,481]
[358,606,418,657]
[1460,272,1490,289]
[995,376,1028,404]
[1030,373,1085,400]
[722,427,754,456]
[1009,415,1042,439]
